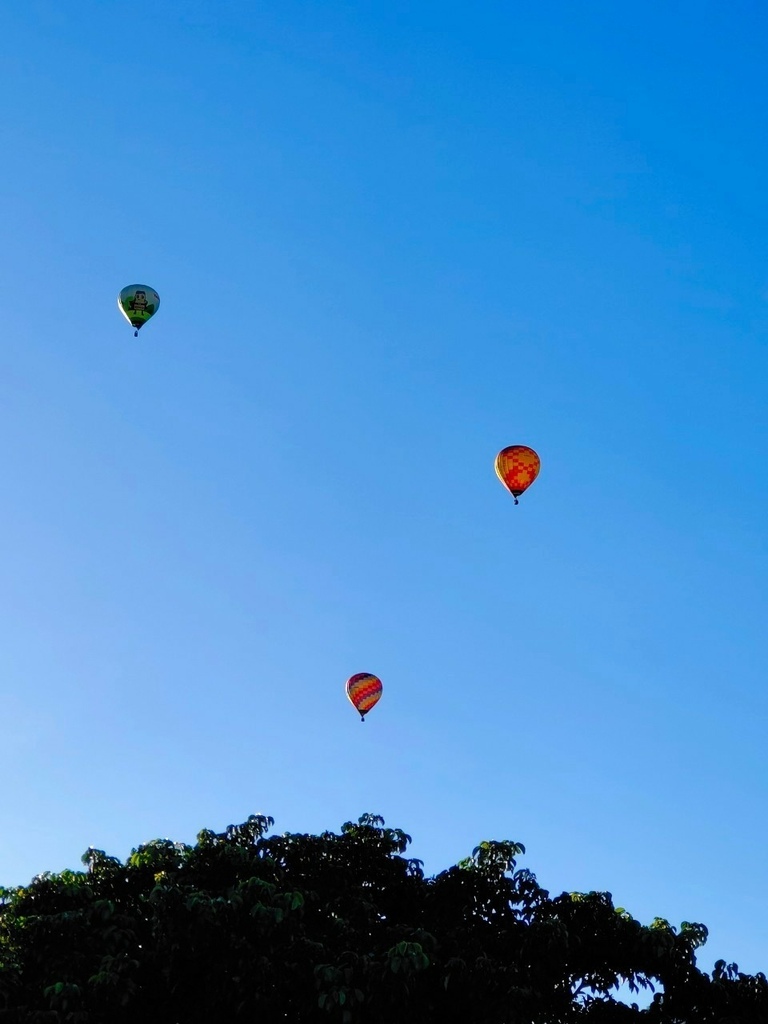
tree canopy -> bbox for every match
[1,812,765,1022]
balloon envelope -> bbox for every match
[118,285,160,334]
[346,672,383,720]
[495,445,541,499]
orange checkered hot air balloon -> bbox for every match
[346,672,383,722]
[495,445,541,505]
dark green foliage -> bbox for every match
[0,812,765,1022]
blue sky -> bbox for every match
[2,0,768,977]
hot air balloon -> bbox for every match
[495,445,541,504]
[346,672,383,722]
[118,285,160,337]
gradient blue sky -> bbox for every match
[2,0,768,977]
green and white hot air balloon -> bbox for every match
[118,284,160,337]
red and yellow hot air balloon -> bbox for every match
[495,445,541,504]
[346,672,383,722]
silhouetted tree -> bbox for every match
[1,813,766,1022]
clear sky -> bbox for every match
[2,0,768,978]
